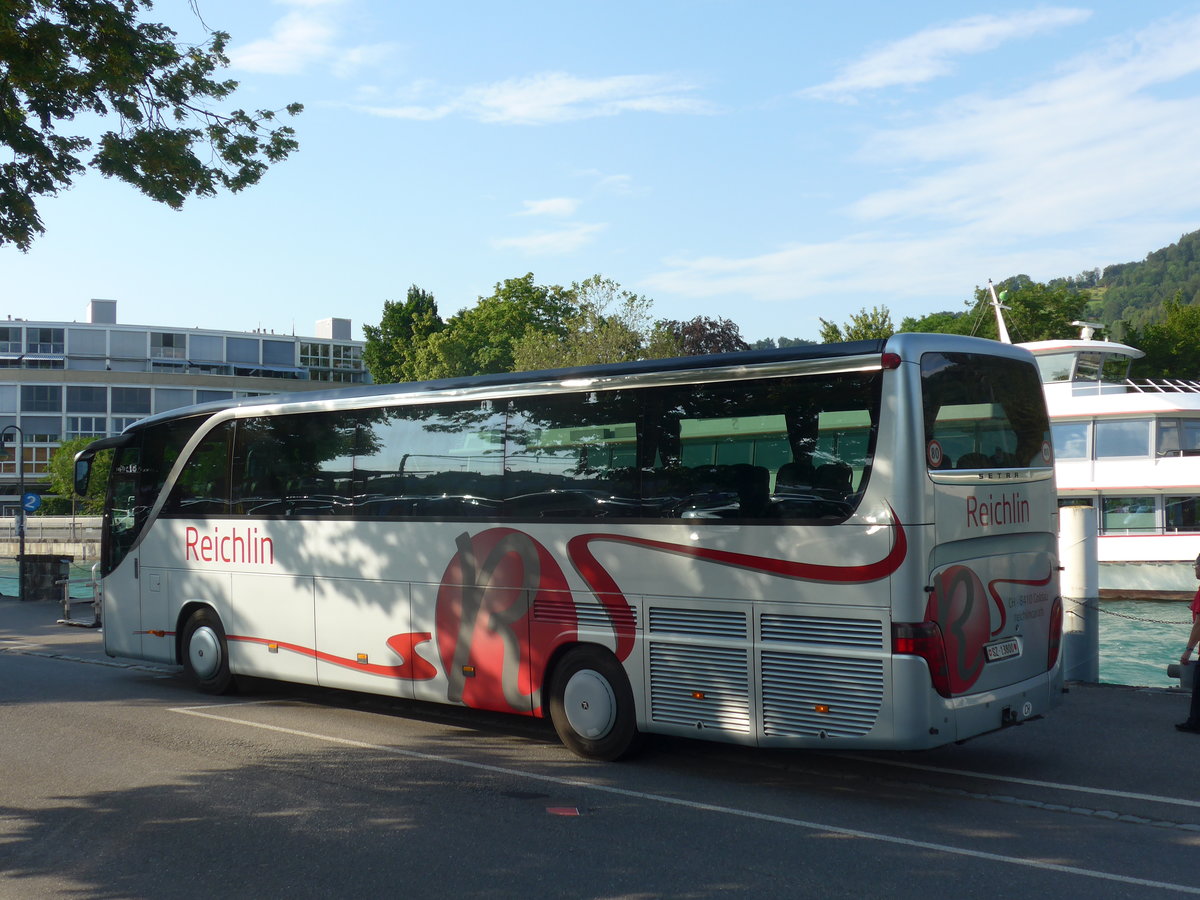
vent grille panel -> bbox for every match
[649,607,748,639]
[533,597,638,630]
[761,614,883,648]
[649,643,751,733]
[761,652,883,737]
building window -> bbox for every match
[66,386,107,413]
[226,337,259,364]
[111,387,151,415]
[21,385,62,412]
[0,445,54,477]
[300,342,330,368]
[26,327,64,354]
[332,343,362,370]
[151,332,187,359]
[67,416,108,438]
[0,327,20,353]
[111,416,140,433]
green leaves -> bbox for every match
[0,1,302,250]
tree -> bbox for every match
[1,1,302,250]
[1126,292,1200,378]
[956,277,1088,343]
[819,306,895,342]
[511,275,652,371]
[45,437,110,514]
[654,315,750,356]
[898,309,979,335]
[362,286,443,384]
[407,273,576,380]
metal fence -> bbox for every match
[0,515,102,544]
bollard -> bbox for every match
[1058,506,1100,682]
[1168,662,1195,691]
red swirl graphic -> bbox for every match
[568,512,907,662]
[227,632,438,679]
[986,570,1053,637]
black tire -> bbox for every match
[181,608,235,695]
[549,646,642,761]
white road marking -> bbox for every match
[841,754,1200,810]
[172,704,1200,896]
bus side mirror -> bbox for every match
[74,457,92,497]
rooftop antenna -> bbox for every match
[986,279,1012,344]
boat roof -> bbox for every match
[1019,338,1144,360]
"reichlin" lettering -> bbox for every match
[966,492,1030,528]
[185,525,274,564]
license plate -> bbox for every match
[985,638,1020,662]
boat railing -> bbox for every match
[1124,378,1200,394]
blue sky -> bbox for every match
[5,1,1200,343]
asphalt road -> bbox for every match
[2,600,1199,899]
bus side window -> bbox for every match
[162,423,233,515]
[504,392,640,518]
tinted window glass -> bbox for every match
[353,402,506,517]
[104,417,207,571]
[922,352,1051,470]
[504,391,640,517]
[641,373,880,521]
[230,413,357,516]
[163,423,233,516]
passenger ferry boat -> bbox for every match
[995,287,1200,598]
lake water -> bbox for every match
[0,559,1191,688]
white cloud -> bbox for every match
[518,198,580,217]
[229,3,398,77]
[648,13,1200,312]
[492,223,606,255]
[804,8,1092,99]
[360,72,712,124]
[230,11,337,75]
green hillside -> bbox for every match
[1068,230,1200,332]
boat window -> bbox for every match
[1034,352,1076,384]
[1100,496,1157,534]
[1074,352,1102,383]
[1100,354,1133,384]
[1094,419,1150,458]
[1165,496,1200,533]
[1051,422,1089,460]
[1156,419,1200,457]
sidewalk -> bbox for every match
[0,595,165,671]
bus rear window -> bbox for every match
[921,352,1051,471]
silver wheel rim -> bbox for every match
[188,625,222,680]
[563,668,617,739]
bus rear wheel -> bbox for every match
[549,646,641,761]
[182,608,235,695]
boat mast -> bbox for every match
[987,279,1013,344]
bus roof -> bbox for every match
[119,332,1028,434]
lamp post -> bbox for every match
[2,426,25,601]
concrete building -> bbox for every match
[1,300,367,512]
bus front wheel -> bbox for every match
[182,608,235,695]
[549,646,641,761]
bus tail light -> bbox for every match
[1047,596,1064,670]
[893,621,952,698]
